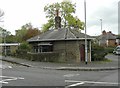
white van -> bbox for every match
[113,45,120,55]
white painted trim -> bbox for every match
[89,41,91,62]
[0,43,20,46]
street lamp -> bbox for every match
[84,0,88,64]
[100,19,102,33]
[3,29,6,57]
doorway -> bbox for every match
[80,44,85,61]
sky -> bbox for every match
[0,0,119,36]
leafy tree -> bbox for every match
[16,23,41,42]
[42,1,84,32]
[0,27,16,43]
[0,27,11,37]
[18,42,31,51]
[5,35,17,43]
[23,28,41,41]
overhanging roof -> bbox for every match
[27,28,94,42]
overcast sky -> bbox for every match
[0,0,119,36]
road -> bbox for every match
[0,54,119,87]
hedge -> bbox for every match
[27,52,60,62]
[91,44,108,61]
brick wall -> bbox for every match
[107,39,116,47]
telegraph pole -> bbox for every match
[84,0,87,64]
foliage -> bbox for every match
[18,42,31,51]
[42,19,54,32]
[0,27,11,36]
[16,23,41,42]
[91,43,108,61]
[42,1,84,32]
[0,27,17,43]
[104,47,115,53]
[5,35,17,43]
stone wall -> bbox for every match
[53,40,80,63]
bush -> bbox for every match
[18,42,31,51]
[104,47,115,53]
[15,42,31,58]
[16,49,28,59]
[91,44,108,61]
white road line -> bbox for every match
[0,65,12,69]
[8,66,12,68]
[65,80,119,88]
[0,81,8,84]
[64,74,80,77]
[0,76,24,84]
[66,82,85,88]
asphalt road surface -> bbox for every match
[0,55,119,87]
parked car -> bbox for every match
[113,45,120,55]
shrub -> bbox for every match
[91,44,108,61]
[18,42,31,51]
[16,42,31,59]
[104,47,115,53]
[16,49,28,59]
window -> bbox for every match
[33,43,53,53]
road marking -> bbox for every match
[64,74,80,77]
[0,76,24,84]
[0,65,12,69]
[65,80,119,88]
[8,66,12,68]
[66,82,84,88]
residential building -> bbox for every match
[27,10,93,63]
[27,28,93,63]
[98,30,116,47]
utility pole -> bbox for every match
[84,0,87,64]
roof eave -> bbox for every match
[27,38,94,42]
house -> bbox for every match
[27,10,93,63]
[116,35,120,45]
[98,30,116,47]
[27,28,94,63]
[0,43,20,55]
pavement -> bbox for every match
[0,54,119,71]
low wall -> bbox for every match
[27,52,61,62]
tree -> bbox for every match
[16,23,41,42]
[0,27,17,43]
[42,1,84,32]
[23,28,41,41]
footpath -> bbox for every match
[0,54,119,71]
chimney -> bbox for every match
[102,30,106,35]
[55,9,61,29]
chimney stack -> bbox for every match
[55,9,61,29]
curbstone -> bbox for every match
[0,58,119,71]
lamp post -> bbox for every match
[3,29,6,57]
[100,19,102,33]
[84,0,87,64]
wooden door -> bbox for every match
[80,44,85,61]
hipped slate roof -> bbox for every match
[98,33,116,40]
[27,28,93,42]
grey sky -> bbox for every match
[0,0,119,36]
[118,1,120,34]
